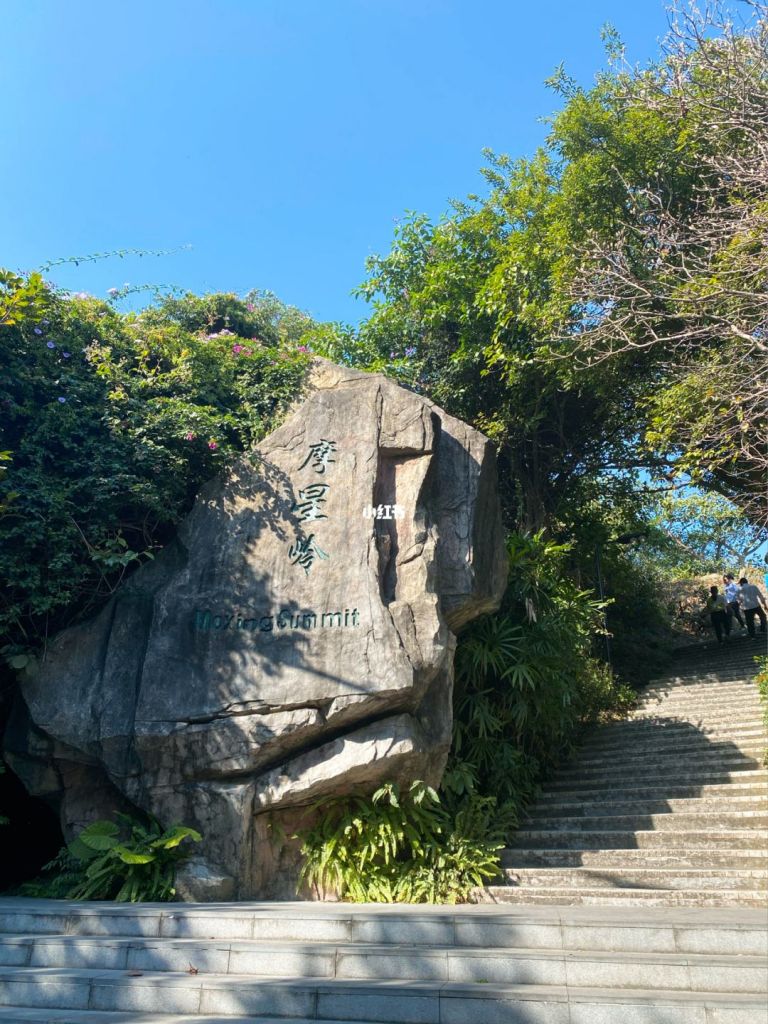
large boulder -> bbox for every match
[6,359,507,897]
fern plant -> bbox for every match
[448,531,635,825]
[297,781,508,904]
[22,813,201,902]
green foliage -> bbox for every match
[21,813,201,902]
[299,535,636,904]
[0,270,48,327]
[551,6,768,523]
[0,276,312,651]
[335,6,767,535]
[349,137,666,531]
[297,781,507,904]
[446,532,635,821]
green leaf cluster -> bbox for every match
[0,277,312,653]
[446,532,635,821]
[297,781,509,904]
[21,813,201,902]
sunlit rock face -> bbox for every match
[6,359,507,898]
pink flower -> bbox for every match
[232,344,243,354]
[246,303,255,312]
[208,440,218,450]
[297,344,309,353]
[185,432,196,441]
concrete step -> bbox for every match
[553,756,765,778]
[636,695,762,712]
[1,934,766,992]
[659,661,767,678]
[629,710,763,726]
[581,733,765,757]
[580,726,765,747]
[500,867,768,891]
[581,729,765,753]
[0,1013,375,1024]
[629,726,762,741]
[528,796,768,817]
[569,748,766,771]
[507,828,768,850]
[0,970,765,1024]
[644,671,760,684]
[643,675,758,687]
[639,681,759,696]
[501,848,768,869]
[546,768,768,789]
[636,708,763,721]
[520,812,768,832]
[636,696,762,712]
[650,668,761,680]
[537,781,768,802]
[483,886,768,908]
[632,695,762,709]
[583,721,766,742]
[3,900,766,955]
[630,704,762,721]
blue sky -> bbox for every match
[3,0,675,325]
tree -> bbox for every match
[643,488,768,574]
[561,1,768,524]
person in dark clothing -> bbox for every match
[723,574,745,628]
[705,586,731,644]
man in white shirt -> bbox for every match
[723,574,745,628]
[737,577,768,637]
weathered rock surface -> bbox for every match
[5,359,507,897]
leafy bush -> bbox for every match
[0,273,312,655]
[21,813,201,902]
[445,532,635,823]
[297,781,508,904]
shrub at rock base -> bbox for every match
[21,814,201,902]
[297,782,509,904]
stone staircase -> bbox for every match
[0,900,766,1023]
[489,634,768,907]
[0,636,765,1022]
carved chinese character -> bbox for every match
[292,483,330,522]
[299,438,337,474]
[288,533,329,575]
